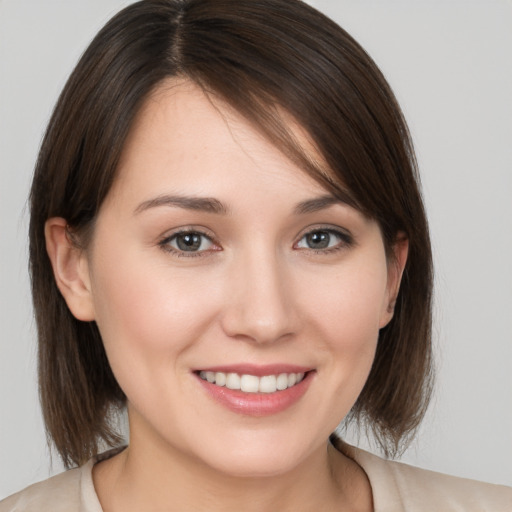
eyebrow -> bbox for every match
[134,192,357,216]
[294,193,357,214]
[134,195,229,215]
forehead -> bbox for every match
[111,79,340,204]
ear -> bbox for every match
[45,217,95,321]
[379,232,409,328]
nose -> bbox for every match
[220,246,299,344]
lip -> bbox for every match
[194,366,315,417]
[194,363,312,377]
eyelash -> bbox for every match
[158,228,219,258]
[294,227,354,255]
[158,226,354,258]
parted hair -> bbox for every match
[29,0,433,468]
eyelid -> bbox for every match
[156,224,354,258]
[158,226,221,257]
[293,224,354,251]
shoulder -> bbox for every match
[0,461,96,512]
[382,457,512,511]
[0,467,82,512]
[0,446,123,512]
[339,442,512,512]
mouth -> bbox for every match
[198,370,306,393]
[194,366,314,416]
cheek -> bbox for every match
[305,257,389,343]
[300,255,389,386]
[88,243,220,375]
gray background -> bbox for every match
[1,0,511,498]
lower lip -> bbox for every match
[196,372,314,417]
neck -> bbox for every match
[93,425,372,512]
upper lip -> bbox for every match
[193,364,313,377]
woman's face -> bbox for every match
[76,81,402,477]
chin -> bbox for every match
[206,452,304,479]
[188,429,320,479]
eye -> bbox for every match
[160,230,216,255]
[295,228,352,252]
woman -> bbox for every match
[1,0,510,510]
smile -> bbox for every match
[198,371,305,393]
[195,365,314,416]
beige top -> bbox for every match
[1,444,511,511]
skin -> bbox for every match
[46,80,408,511]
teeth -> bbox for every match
[226,373,241,390]
[199,371,306,393]
[240,374,259,392]
[259,375,277,393]
[215,372,226,386]
[276,373,288,390]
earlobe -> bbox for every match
[45,218,95,321]
[380,233,409,328]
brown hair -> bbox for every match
[30,0,433,468]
